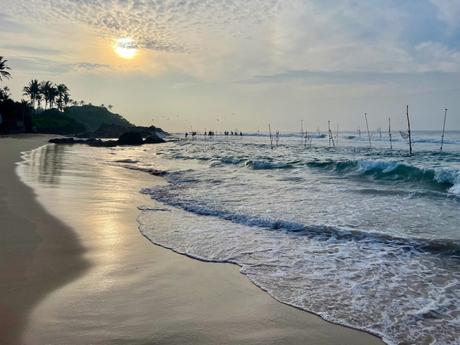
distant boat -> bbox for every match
[344,135,356,139]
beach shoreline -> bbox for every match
[0,135,89,345]
[2,135,384,345]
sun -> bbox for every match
[114,38,137,59]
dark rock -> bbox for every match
[49,137,87,144]
[117,132,144,146]
[49,137,75,144]
[86,138,118,147]
[85,123,169,139]
[144,133,165,144]
[91,123,133,138]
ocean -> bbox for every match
[23,131,460,345]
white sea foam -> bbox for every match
[138,201,460,345]
[134,132,460,345]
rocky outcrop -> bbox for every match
[81,124,168,139]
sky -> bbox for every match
[1,0,459,132]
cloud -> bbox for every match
[250,70,460,87]
[0,44,61,55]
[70,63,109,71]
[4,0,283,54]
[8,56,108,73]
[2,0,460,81]
[0,13,26,32]
[430,0,460,30]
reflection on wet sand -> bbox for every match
[0,137,88,345]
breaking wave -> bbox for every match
[307,159,460,194]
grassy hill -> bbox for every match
[32,105,134,135]
[64,105,133,132]
[31,109,86,135]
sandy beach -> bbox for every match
[1,135,384,345]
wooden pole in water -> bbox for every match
[440,108,447,152]
[328,120,335,147]
[406,105,412,155]
[269,124,273,149]
[300,120,304,147]
[388,117,392,150]
[364,113,371,148]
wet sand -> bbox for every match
[1,135,384,345]
[0,135,88,345]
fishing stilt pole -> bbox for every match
[388,117,392,150]
[269,124,273,149]
[300,120,304,146]
[406,105,412,155]
[364,113,371,148]
[440,108,447,152]
[328,120,335,147]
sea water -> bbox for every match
[131,131,460,345]
[31,131,460,344]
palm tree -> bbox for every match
[79,100,85,106]
[0,57,11,81]
[48,85,58,109]
[36,93,43,109]
[40,81,52,109]
[63,94,71,109]
[56,83,70,111]
[40,81,58,109]
[0,86,11,101]
[23,79,41,108]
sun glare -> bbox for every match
[114,38,137,59]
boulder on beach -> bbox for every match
[49,137,86,144]
[117,132,144,146]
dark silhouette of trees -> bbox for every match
[23,79,41,108]
[56,83,70,111]
[0,86,11,101]
[0,57,11,81]
[40,81,53,109]
[39,81,59,109]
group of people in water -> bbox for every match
[224,131,243,136]
[185,130,243,138]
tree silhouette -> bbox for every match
[40,81,59,109]
[23,79,41,108]
[63,94,71,108]
[0,86,11,101]
[0,57,11,81]
[56,83,70,111]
